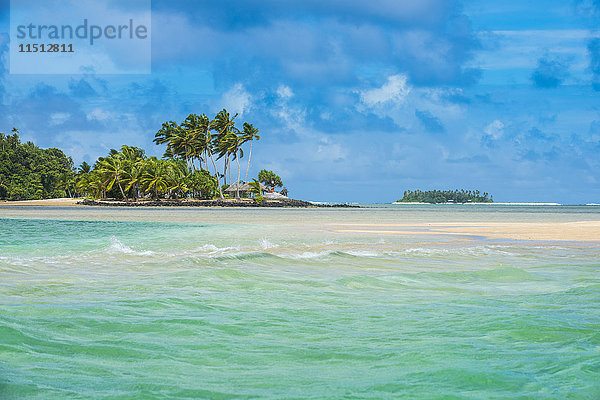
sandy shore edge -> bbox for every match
[1,199,599,241]
[0,198,82,207]
[333,221,600,242]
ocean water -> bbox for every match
[1,205,599,399]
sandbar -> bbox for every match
[334,221,600,242]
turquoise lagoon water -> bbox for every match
[0,205,599,399]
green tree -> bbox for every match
[212,109,239,186]
[140,157,170,200]
[98,156,128,201]
[0,131,73,200]
[241,122,260,183]
[258,169,283,191]
[248,178,263,197]
[120,145,146,201]
[78,161,91,174]
[187,169,218,199]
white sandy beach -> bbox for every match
[0,198,83,207]
[333,221,600,242]
[1,199,599,242]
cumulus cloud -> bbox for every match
[220,83,252,117]
[360,74,410,107]
[276,85,293,99]
[480,120,504,148]
[151,0,479,88]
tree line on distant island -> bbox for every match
[398,189,493,204]
[0,128,73,200]
[0,110,285,201]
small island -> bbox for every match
[0,113,357,208]
[396,189,493,204]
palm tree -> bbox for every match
[77,161,91,175]
[98,156,128,201]
[86,171,107,199]
[241,122,260,183]
[118,145,145,200]
[212,109,238,187]
[225,132,244,198]
[170,125,199,171]
[140,157,170,200]
[248,179,262,197]
[153,121,180,158]
[122,161,144,201]
[181,114,207,170]
[166,159,189,199]
[58,171,75,198]
[193,114,225,199]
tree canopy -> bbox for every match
[258,169,283,191]
[1,114,288,202]
[0,130,73,200]
[398,189,493,204]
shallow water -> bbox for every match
[1,205,599,399]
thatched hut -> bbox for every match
[224,182,268,198]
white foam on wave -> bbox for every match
[259,238,278,249]
[346,250,379,257]
[397,246,516,257]
[180,244,243,258]
[108,236,155,256]
[287,251,332,259]
[281,249,380,259]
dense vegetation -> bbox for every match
[153,110,263,199]
[258,169,283,191]
[75,145,219,201]
[398,189,493,204]
[1,109,288,201]
[0,129,74,200]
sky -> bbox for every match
[1,0,599,203]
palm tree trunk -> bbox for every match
[245,139,253,183]
[236,156,241,198]
[228,155,232,187]
[117,178,127,202]
[208,151,224,199]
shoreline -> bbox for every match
[2,199,599,242]
[0,198,359,208]
[392,201,562,205]
[332,221,600,242]
[0,198,82,207]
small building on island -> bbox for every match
[224,182,269,198]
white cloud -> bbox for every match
[316,137,346,161]
[86,108,112,121]
[360,74,411,107]
[484,120,504,139]
[49,112,71,125]
[277,84,293,99]
[220,83,252,117]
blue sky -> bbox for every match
[1,0,599,203]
